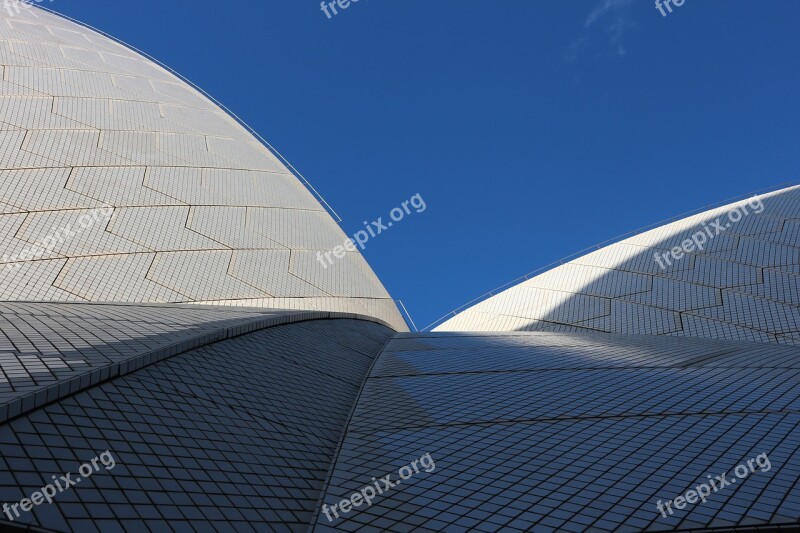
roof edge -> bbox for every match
[0,306,396,426]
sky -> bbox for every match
[46,0,800,330]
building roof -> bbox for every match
[0,6,405,331]
[437,186,800,344]
[316,330,800,532]
[0,308,394,531]
[0,4,798,533]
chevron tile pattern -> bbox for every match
[0,6,405,331]
[438,186,800,344]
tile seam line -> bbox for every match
[348,408,800,434]
[0,517,53,532]
[0,206,329,214]
[0,311,395,425]
[307,331,397,532]
[671,523,800,533]
[460,283,800,330]
[1,92,257,112]
[367,364,800,379]
[28,3,343,223]
[392,331,770,344]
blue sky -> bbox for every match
[51,0,800,329]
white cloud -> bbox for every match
[566,0,637,61]
[585,0,636,28]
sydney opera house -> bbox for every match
[0,4,798,532]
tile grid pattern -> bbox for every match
[0,301,394,426]
[438,186,800,344]
[314,332,800,532]
[0,6,405,331]
[0,318,394,532]
[1,4,796,533]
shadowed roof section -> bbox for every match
[0,301,395,425]
[314,330,800,532]
[0,313,395,531]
